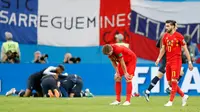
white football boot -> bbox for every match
[6,88,16,96]
[182,95,189,107]
[122,101,131,106]
[109,100,121,105]
[164,101,173,107]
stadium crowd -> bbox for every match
[0,32,81,64]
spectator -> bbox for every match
[63,53,73,64]
[183,34,200,63]
[63,53,81,64]
[115,33,129,48]
[1,32,20,63]
[32,51,48,64]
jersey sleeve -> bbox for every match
[179,34,186,46]
[43,66,57,75]
[114,46,123,59]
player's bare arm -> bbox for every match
[118,58,127,74]
[110,59,119,73]
[110,59,121,81]
[182,45,193,71]
[118,58,129,79]
[155,45,166,66]
[160,33,164,48]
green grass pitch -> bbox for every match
[0,96,199,112]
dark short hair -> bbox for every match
[165,20,176,26]
[58,64,65,71]
[102,44,112,55]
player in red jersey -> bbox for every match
[102,44,137,106]
[156,20,193,107]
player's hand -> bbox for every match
[114,72,120,78]
[114,72,121,81]
[155,58,160,66]
[124,72,130,80]
[115,72,120,77]
[188,63,193,71]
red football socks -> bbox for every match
[177,86,184,97]
[170,81,178,102]
[115,82,122,102]
[126,82,132,102]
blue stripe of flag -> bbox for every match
[0,0,38,44]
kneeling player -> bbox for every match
[102,44,137,106]
[41,75,60,98]
[6,65,64,97]
[59,74,86,97]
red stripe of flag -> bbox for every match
[129,33,159,61]
[99,0,131,45]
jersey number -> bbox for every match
[167,46,171,52]
[172,71,176,77]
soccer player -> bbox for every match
[59,74,84,97]
[155,20,193,107]
[41,73,60,98]
[59,73,94,98]
[115,33,140,97]
[143,32,184,102]
[102,44,137,106]
[6,65,65,97]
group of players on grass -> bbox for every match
[6,20,193,107]
[6,65,93,98]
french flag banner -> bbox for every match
[0,0,130,47]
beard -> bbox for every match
[166,28,172,33]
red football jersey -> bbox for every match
[162,32,185,62]
[108,44,136,63]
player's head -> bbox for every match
[165,20,176,33]
[56,64,65,74]
[102,44,113,55]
